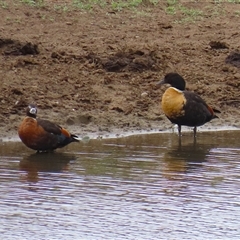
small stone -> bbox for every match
[234,73,240,79]
[222,66,229,72]
[141,92,148,97]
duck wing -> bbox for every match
[37,118,79,143]
[37,118,62,135]
[184,91,219,118]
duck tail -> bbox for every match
[213,108,221,114]
[71,134,80,142]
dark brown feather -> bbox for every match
[37,118,62,135]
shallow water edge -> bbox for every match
[2,124,240,143]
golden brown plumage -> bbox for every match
[161,87,186,119]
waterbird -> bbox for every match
[156,72,220,137]
[18,104,79,152]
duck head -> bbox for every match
[26,104,37,118]
[157,73,186,91]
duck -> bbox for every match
[18,104,79,152]
[157,72,220,137]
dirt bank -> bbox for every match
[0,1,240,141]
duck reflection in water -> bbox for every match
[19,152,76,182]
[162,138,211,179]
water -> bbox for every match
[0,130,240,239]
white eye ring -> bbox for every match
[29,108,37,115]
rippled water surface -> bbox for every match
[0,130,240,239]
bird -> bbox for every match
[156,72,220,137]
[18,104,79,152]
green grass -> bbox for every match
[165,0,178,14]
[164,0,240,23]
[20,0,45,7]
[17,0,240,17]
[72,0,159,11]
[72,0,105,10]
[111,0,142,11]
[0,0,8,8]
[235,10,240,16]
[19,0,160,11]
[21,0,35,5]
[165,0,204,22]
[53,4,72,12]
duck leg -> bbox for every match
[193,126,197,138]
[178,124,182,137]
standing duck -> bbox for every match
[157,73,220,137]
[18,104,79,152]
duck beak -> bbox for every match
[156,78,165,88]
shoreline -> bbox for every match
[2,124,240,143]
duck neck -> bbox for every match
[27,113,37,118]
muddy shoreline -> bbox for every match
[0,2,240,143]
[2,123,240,143]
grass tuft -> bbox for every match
[165,0,203,22]
[20,0,45,7]
[0,0,8,9]
[72,0,106,10]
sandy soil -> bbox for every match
[0,1,240,141]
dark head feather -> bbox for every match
[157,73,186,91]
